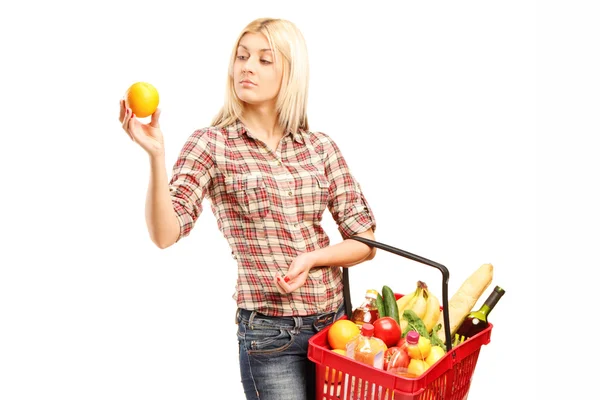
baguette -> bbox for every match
[436,263,493,343]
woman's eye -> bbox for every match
[260,59,272,64]
[237,55,248,60]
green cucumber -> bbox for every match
[382,285,400,324]
[376,292,386,318]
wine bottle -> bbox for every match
[455,286,505,340]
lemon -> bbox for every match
[425,345,446,367]
[407,359,429,377]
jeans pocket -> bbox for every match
[238,322,294,355]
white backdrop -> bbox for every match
[0,1,542,399]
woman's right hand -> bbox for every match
[119,99,165,157]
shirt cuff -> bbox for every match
[337,203,376,239]
[172,198,201,242]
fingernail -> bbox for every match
[284,276,290,283]
[277,277,281,281]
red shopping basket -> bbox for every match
[308,237,493,400]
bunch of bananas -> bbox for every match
[396,281,441,333]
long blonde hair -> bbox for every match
[211,18,310,134]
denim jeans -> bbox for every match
[236,304,346,400]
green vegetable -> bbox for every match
[382,285,400,324]
[401,309,429,338]
[430,323,446,351]
[402,310,447,351]
[376,292,386,318]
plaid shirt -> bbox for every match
[169,120,376,316]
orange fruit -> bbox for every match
[125,82,159,118]
[327,320,360,351]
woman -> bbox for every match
[119,17,377,400]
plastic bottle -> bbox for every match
[351,289,380,327]
[402,330,430,377]
[345,323,387,369]
[404,331,426,361]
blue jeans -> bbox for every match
[236,304,346,400]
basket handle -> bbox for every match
[347,236,453,351]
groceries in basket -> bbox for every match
[310,236,505,400]
[324,263,504,376]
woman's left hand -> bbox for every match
[275,253,315,294]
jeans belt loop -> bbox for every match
[292,316,302,335]
[313,311,336,331]
[248,310,257,329]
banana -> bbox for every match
[421,283,441,333]
[396,281,436,328]
[410,284,428,320]
[395,290,415,315]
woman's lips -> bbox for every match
[240,80,257,87]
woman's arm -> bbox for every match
[119,103,181,249]
[275,229,376,293]
[307,228,376,267]
[146,154,181,249]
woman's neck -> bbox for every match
[241,104,283,140]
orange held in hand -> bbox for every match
[125,82,159,118]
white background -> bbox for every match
[1,0,584,398]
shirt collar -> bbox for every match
[225,119,305,144]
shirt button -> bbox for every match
[294,223,298,228]
[288,191,293,196]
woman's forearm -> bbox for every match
[310,229,376,268]
[145,154,180,249]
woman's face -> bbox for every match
[233,32,283,108]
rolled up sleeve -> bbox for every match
[321,136,376,239]
[169,129,213,241]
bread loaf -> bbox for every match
[436,263,493,343]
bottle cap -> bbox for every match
[366,289,379,299]
[361,323,374,336]
[406,330,420,344]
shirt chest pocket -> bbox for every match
[302,171,330,221]
[225,173,270,220]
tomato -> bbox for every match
[372,317,401,347]
[397,337,406,348]
[384,346,410,372]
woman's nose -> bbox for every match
[243,57,258,74]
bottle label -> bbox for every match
[373,350,384,370]
[346,340,356,359]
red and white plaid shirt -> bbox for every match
[169,120,376,316]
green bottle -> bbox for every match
[455,286,505,340]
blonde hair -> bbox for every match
[211,18,310,134]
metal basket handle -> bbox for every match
[347,236,453,351]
